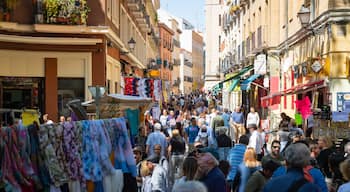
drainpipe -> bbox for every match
[280,0,289,114]
[310,0,315,21]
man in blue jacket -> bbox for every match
[196,152,226,192]
[263,143,321,192]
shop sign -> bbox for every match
[311,60,322,73]
[337,92,350,112]
[149,70,160,77]
[254,54,267,75]
[301,62,308,76]
[294,65,300,79]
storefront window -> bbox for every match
[58,78,85,117]
[0,77,44,124]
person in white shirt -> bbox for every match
[247,124,263,161]
[159,109,168,128]
[246,107,260,128]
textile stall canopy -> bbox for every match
[241,74,261,90]
[82,94,153,119]
[260,79,326,108]
[228,79,240,92]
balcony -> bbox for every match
[173,59,181,66]
[127,0,140,11]
[139,15,151,33]
[173,78,181,86]
[38,0,90,25]
[132,2,145,18]
[184,61,193,67]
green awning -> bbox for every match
[211,65,253,93]
[221,65,253,84]
[228,78,240,92]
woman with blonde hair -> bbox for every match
[140,160,152,192]
[236,147,261,192]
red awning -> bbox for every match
[261,79,325,108]
[261,94,281,107]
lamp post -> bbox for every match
[88,86,106,119]
[297,5,311,28]
[120,37,137,55]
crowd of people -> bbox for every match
[132,92,350,192]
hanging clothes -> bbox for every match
[62,122,85,187]
[110,118,137,177]
[28,123,50,190]
[125,109,140,136]
[39,124,69,187]
[81,120,103,182]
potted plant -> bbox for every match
[43,0,59,23]
[0,0,18,21]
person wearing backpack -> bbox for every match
[263,143,321,192]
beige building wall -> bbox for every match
[205,0,223,90]
[120,5,147,68]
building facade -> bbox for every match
[0,0,157,121]
[204,0,224,90]
[158,23,174,82]
[192,31,205,91]
[210,0,350,130]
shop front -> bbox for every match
[0,49,95,121]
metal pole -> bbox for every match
[96,86,100,119]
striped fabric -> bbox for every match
[227,144,247,180]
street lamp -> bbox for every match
[121,37,136,55]
[297,5,311,28]
[88,85,106,119]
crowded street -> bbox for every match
[1,0,350,192]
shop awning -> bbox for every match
[211,65,254,93]
[261,79,326,107]
[221,65,253,84]
[228,79,240,92]
[241,74,261,90]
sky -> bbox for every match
[160,0,205,32]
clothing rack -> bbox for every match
[0,118,136,192]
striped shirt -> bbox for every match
[227,144,247,180]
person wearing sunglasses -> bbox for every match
[262,140,285,166]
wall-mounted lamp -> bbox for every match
[120,37,136,55]
[297,5,315,35]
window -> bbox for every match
[219,14,221,26]
[112,0,120,27]
[107,0,112,19]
